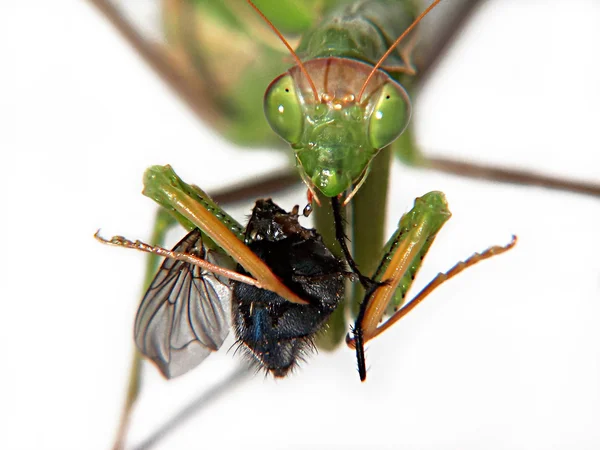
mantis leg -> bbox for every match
[210,170,300,205]
[393,123,600,198]
[347,192,516,381]
[420,156,600,197]
[112,207,176,450]
[363,235,517,344]
[111,166,305,448]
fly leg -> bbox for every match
[329,144,392,292]
[331,195,381,290]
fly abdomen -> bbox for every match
[231,291,325,377]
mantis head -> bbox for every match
[264,58,411,198]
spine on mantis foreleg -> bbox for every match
[372,191,451,317]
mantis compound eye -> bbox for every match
[367,82,412,149]
[264,73,303,144]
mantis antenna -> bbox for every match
[246,0,320,102]
[357,0,443,103]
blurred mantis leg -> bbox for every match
[365,236,517,343]
[113,208,177,450]
[86,0,220,127]
[349,234,517,381]
[210,170,300,205]
[393,126,600,198]
[349,191,452,380]
[422,156,600,197]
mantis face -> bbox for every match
[264,58,411,198]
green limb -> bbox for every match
[370,235,517,343]
[112,208,176,450]
[361,191,451,336]
[351,192,516,380]
[112,166,247,449]
[376,191,451,312]
[143,165,307,306]
[350,145,393,315]
[143,165,244,240]
[112,166,255,448]
[351,191,450,381]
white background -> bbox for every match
[1,1,599,449]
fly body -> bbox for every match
[232,199,347,376]
[133,197,347,379]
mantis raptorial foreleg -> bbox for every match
[106,166,305,449]
[365,236,517,344]
[348,192,516,381]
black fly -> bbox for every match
[134,199,348,378]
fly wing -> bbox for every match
[134,229,232,378]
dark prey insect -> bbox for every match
[121,198,348,378]
[232,199,348,376]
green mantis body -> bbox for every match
[156,0,432,348]
[152,0,600,345]
[86,1,599,448]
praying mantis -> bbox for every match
[86,1,600,448]
[2,1,596,449]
